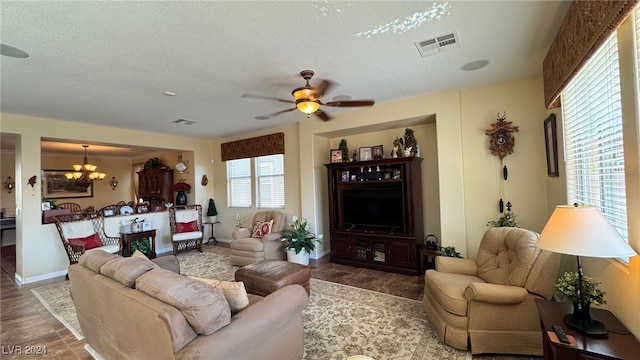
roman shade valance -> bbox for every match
[543,0,638,109]
[221,132,285,161]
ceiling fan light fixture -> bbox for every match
[292,87,320,114]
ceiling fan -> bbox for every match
[242,70,375,121]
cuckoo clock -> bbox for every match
[485,112,519,160]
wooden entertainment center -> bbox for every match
[325,157,423,275]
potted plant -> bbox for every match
[280,215,320,266]
[435,245,462,258]
[555,271,606,318]
[206,198,218,222]
[487,210,519,227]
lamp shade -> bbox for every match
[537,205,636,258]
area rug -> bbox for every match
[32,246,469,360]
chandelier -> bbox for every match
[65,145,106,187]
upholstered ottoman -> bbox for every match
[235,260,311,296]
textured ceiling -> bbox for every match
[1,1,570,145]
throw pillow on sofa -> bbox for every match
[189,276,250,313]
[251,219,273,238]
[78,250,119,272]
[136,268,231,335]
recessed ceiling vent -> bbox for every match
[415,31,460,58]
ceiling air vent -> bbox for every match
[415,31,460,58]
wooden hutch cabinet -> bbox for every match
[137,168,174,205]
[325,157,423,275]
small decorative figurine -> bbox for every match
[392,137,404,158]
[339,139,349,163]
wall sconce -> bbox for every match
[3,176,15,193]
[108,176,119,190]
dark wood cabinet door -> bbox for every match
[386,239,415,269]
[330,233,352,261]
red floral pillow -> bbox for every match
[251,220,274,238]
[176,220,198,233]
[68,233,102,250]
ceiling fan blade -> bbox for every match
[312,79,334,99]
[323,100,375,107]
[314,109,332,121]
[260,107,298,118]
[241,93,294,104]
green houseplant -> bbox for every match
[206,198,218,222]
[281,216,320,265]
[487,210,519,227]
[556,271,606,315]
[435,245,462,258]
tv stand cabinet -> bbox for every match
[325,157,423,275]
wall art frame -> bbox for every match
[544,113,559,177]
[42,169,94,198]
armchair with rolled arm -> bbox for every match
[230,211,286,266]
[422,227,560,356]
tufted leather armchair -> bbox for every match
[230,211,286,266]
[422,227,560,356]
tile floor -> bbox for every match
[0,244,540,359]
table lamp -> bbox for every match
[537,204,636,335]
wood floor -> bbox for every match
[0,244,540,359]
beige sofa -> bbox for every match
[68,250,308,360]
[422,227,560,355]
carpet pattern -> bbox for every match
[32,246,468,360]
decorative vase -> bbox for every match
[286,248,310,266]
[572,301,591,320]
[175,190,187,205]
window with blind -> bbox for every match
[561,32,628,243]
[227,158,252,208]
[256,154,285,209]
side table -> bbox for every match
[416,244,437,274]
[203,221,220,245]
[535,299,640,360]
[119,229,157,258]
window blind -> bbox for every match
[227,158,252,208]
[562,32,628,241]
[255,154,285,209]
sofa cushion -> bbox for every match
[136,268,231,335]
[176,220,198,233]
[68,233,102,250]
[172,231,203,241]
[189,276,250,313]
[78,250,120,272]
[251,219,273,238]
[100,257,158,287]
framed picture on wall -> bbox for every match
[544,113,559,177]
[42,169,93,198]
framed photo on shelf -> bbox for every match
[341,171,350,182]
[359,147,372,161]
[136,205,149,214]
[392,169,402,180]
[543,113,559,177]
[152,204,164,212]
[330,149,343,163]
[103,208,116,217]
[371,145,384,160]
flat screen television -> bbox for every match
[341,187,404,231]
